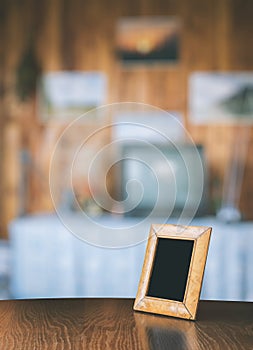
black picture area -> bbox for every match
[147,238,194,302]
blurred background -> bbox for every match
[0,0,252,301]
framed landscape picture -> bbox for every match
[38,71,107,123]
[116,16,181,65]
[189,72,253,124]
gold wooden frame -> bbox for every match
[134,224,212,320]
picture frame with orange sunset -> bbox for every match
[116,16,181,64]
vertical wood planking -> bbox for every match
[0,0,253,237]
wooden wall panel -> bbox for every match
[0,0,253,237]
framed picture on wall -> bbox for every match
[116,16,181,65]
[189,72,253,124]
[38,71,107,123]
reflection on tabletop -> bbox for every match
[134,312,195,350]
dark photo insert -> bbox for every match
[147,238,194,302]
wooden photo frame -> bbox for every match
[134,224,212,320]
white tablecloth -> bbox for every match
[9,214,253,301]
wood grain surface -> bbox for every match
[0,299,252,349]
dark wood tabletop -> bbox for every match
[0,298,252,349]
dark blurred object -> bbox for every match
[15,41,41,101]
[120,143,208,218]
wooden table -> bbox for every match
[0,299,252,349]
